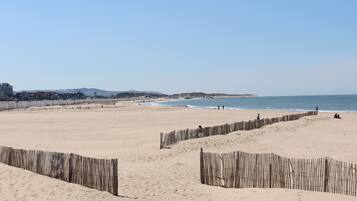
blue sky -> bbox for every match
[1,0,356,96]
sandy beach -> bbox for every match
[1,101,357,201]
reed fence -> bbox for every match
[160,111,317,148]
[0,99,120,111]
[200,149,357,196]
[0,146,118,196]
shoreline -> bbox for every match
[150,100,355,113]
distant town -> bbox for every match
[0,82,254,101]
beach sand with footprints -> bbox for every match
[1,101,357,201]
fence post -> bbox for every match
[112,159,119,196]
[253,154,258,187]
[236,152,240,188]
[68,153,73,182]
[8,147,13,166]
[324,158,329,192]
[269,164,272,188]
[160,133,163,149]
[200,148,204,184]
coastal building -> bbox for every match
[0,83,13,100]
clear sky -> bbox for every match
[1,0,357,96]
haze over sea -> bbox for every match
[158,95,357,112]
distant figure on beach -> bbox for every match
[334,113,342,119]
[198,125,203,137]
[198,125,203,131]
[316,106,319,114]
[257,113,260,120]
[218,106,220,110]
[222,105,225,110]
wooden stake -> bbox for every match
[324,158,329,192]
[200,148,204,184]
[269,163,272,188]
[112,159,119,196]
[160,133,163,149]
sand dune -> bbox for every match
[1,102,357,201]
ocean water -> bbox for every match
[157,95,357,112]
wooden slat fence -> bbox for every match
[160,111,317,148]
[0,146,118,196]
[0,99,120,111]
[200,149,357,196]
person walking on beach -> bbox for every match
[316,106,319,114]
[218,106,220,110]
[222,105,225,110]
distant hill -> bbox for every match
[55,88,166,97]
[39,89,255,99]
[13,87,254,100]
[170,92,255,99]
[55,88,120,97]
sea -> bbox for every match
[154,95,357,112]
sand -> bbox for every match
[1,101,357,201]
